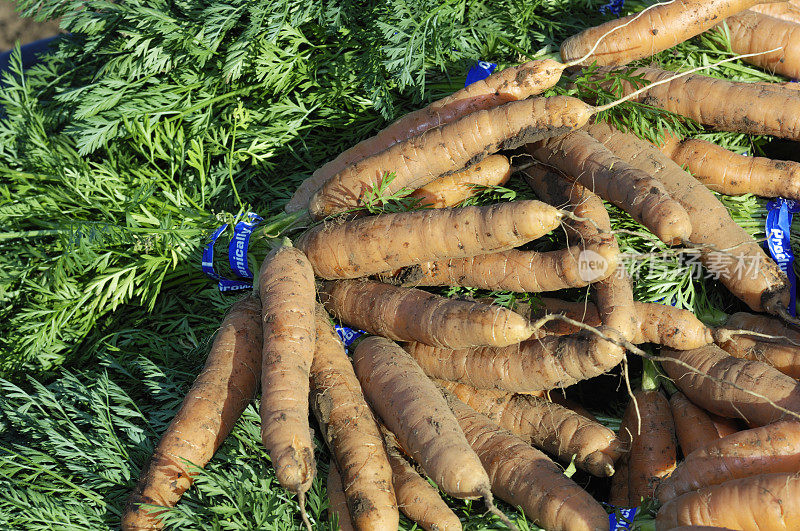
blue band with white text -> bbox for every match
[766,198,799,316]
[335,325,366,348]
[608,507,637,530]
[228,212,263,279]
[202,212,263,292]
[465,61,497,87]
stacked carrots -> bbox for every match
[122,1,800,530]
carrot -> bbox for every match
[257,244,317,521]
[755,78,800,89]
[714,312,800,378]
[591,66,800,140]
[709,414,741,439]
[595,269,640,343]
[521,299,603,337]
[522,164,639,343]
[669,525,734,531]
[560,0,784,66]
[390,239,618,292]
[527,130,692,245]
[350,336,504,520]
[438,380,626,477]
[656,472,800,530]
[307,96,599,218]
[669,391,727,457]
[719,311,800,342]
[285,60,567,213]
[586,121,790,314]
[608,457,630,507]
[408,154,511,208]
[121,296,262,531]
[443,391,611,531]
[288,16,656,215]
[725,10,800,79]
[327,462,355,531]
[616,388,677,505]
[752,0,800,23]
[297,200,562,280]
[665,527,737,531]
[661,344,800,427]
[527,298,714,350]
[309,305,397,530]
[656,420,800,503]
[547,393,598,421]
[657,130,800,199]
[309,54,762,218]
[320,279,536,349]
[388,164,619,293]
[380,425,463,531]
[404,328,625,394]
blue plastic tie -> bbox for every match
[465,61,497,87]
[228,212,263,279]
[202,213,264,292]
[334,325,366,348]
[600,0,626,16]
[766,198,799,316]
[608,507,638,530]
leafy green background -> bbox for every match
[1,0,798,528]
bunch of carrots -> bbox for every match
[120,1,800,530]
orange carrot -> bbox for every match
[390,240,619,292]
[656,420,800,502]
[665,527,737,531]
[752,0,800,23]
[590,66,800,140]
[608,457,630,507]
[669,392,726,456]
[527,130,692,245]
[405,328,624,394]
[657,131,800,199]
[616,389,677,505]
[444,391,610,531]
[310,306,397,530]
[327,463,355,531]
[351,337,498,506]
[528,298,714,350]
[561,0,784,66]
[320,279,536,349]
[409,154,511,208]
[285,60,566,213]
[714,312,800,378]
[257,244,317,517]
[122,296,262,530]
[725,10,800,80]
[439,380,626,477]
[307,96,598,218]
[380,426,462,531]
[661,344,800,427]
[297,200,562,280]
[656,472,800,530]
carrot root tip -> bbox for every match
[775,305,800,330]
[298,490,312,531]
[480,487,518,531]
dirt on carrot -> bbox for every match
[122,295,262,530]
